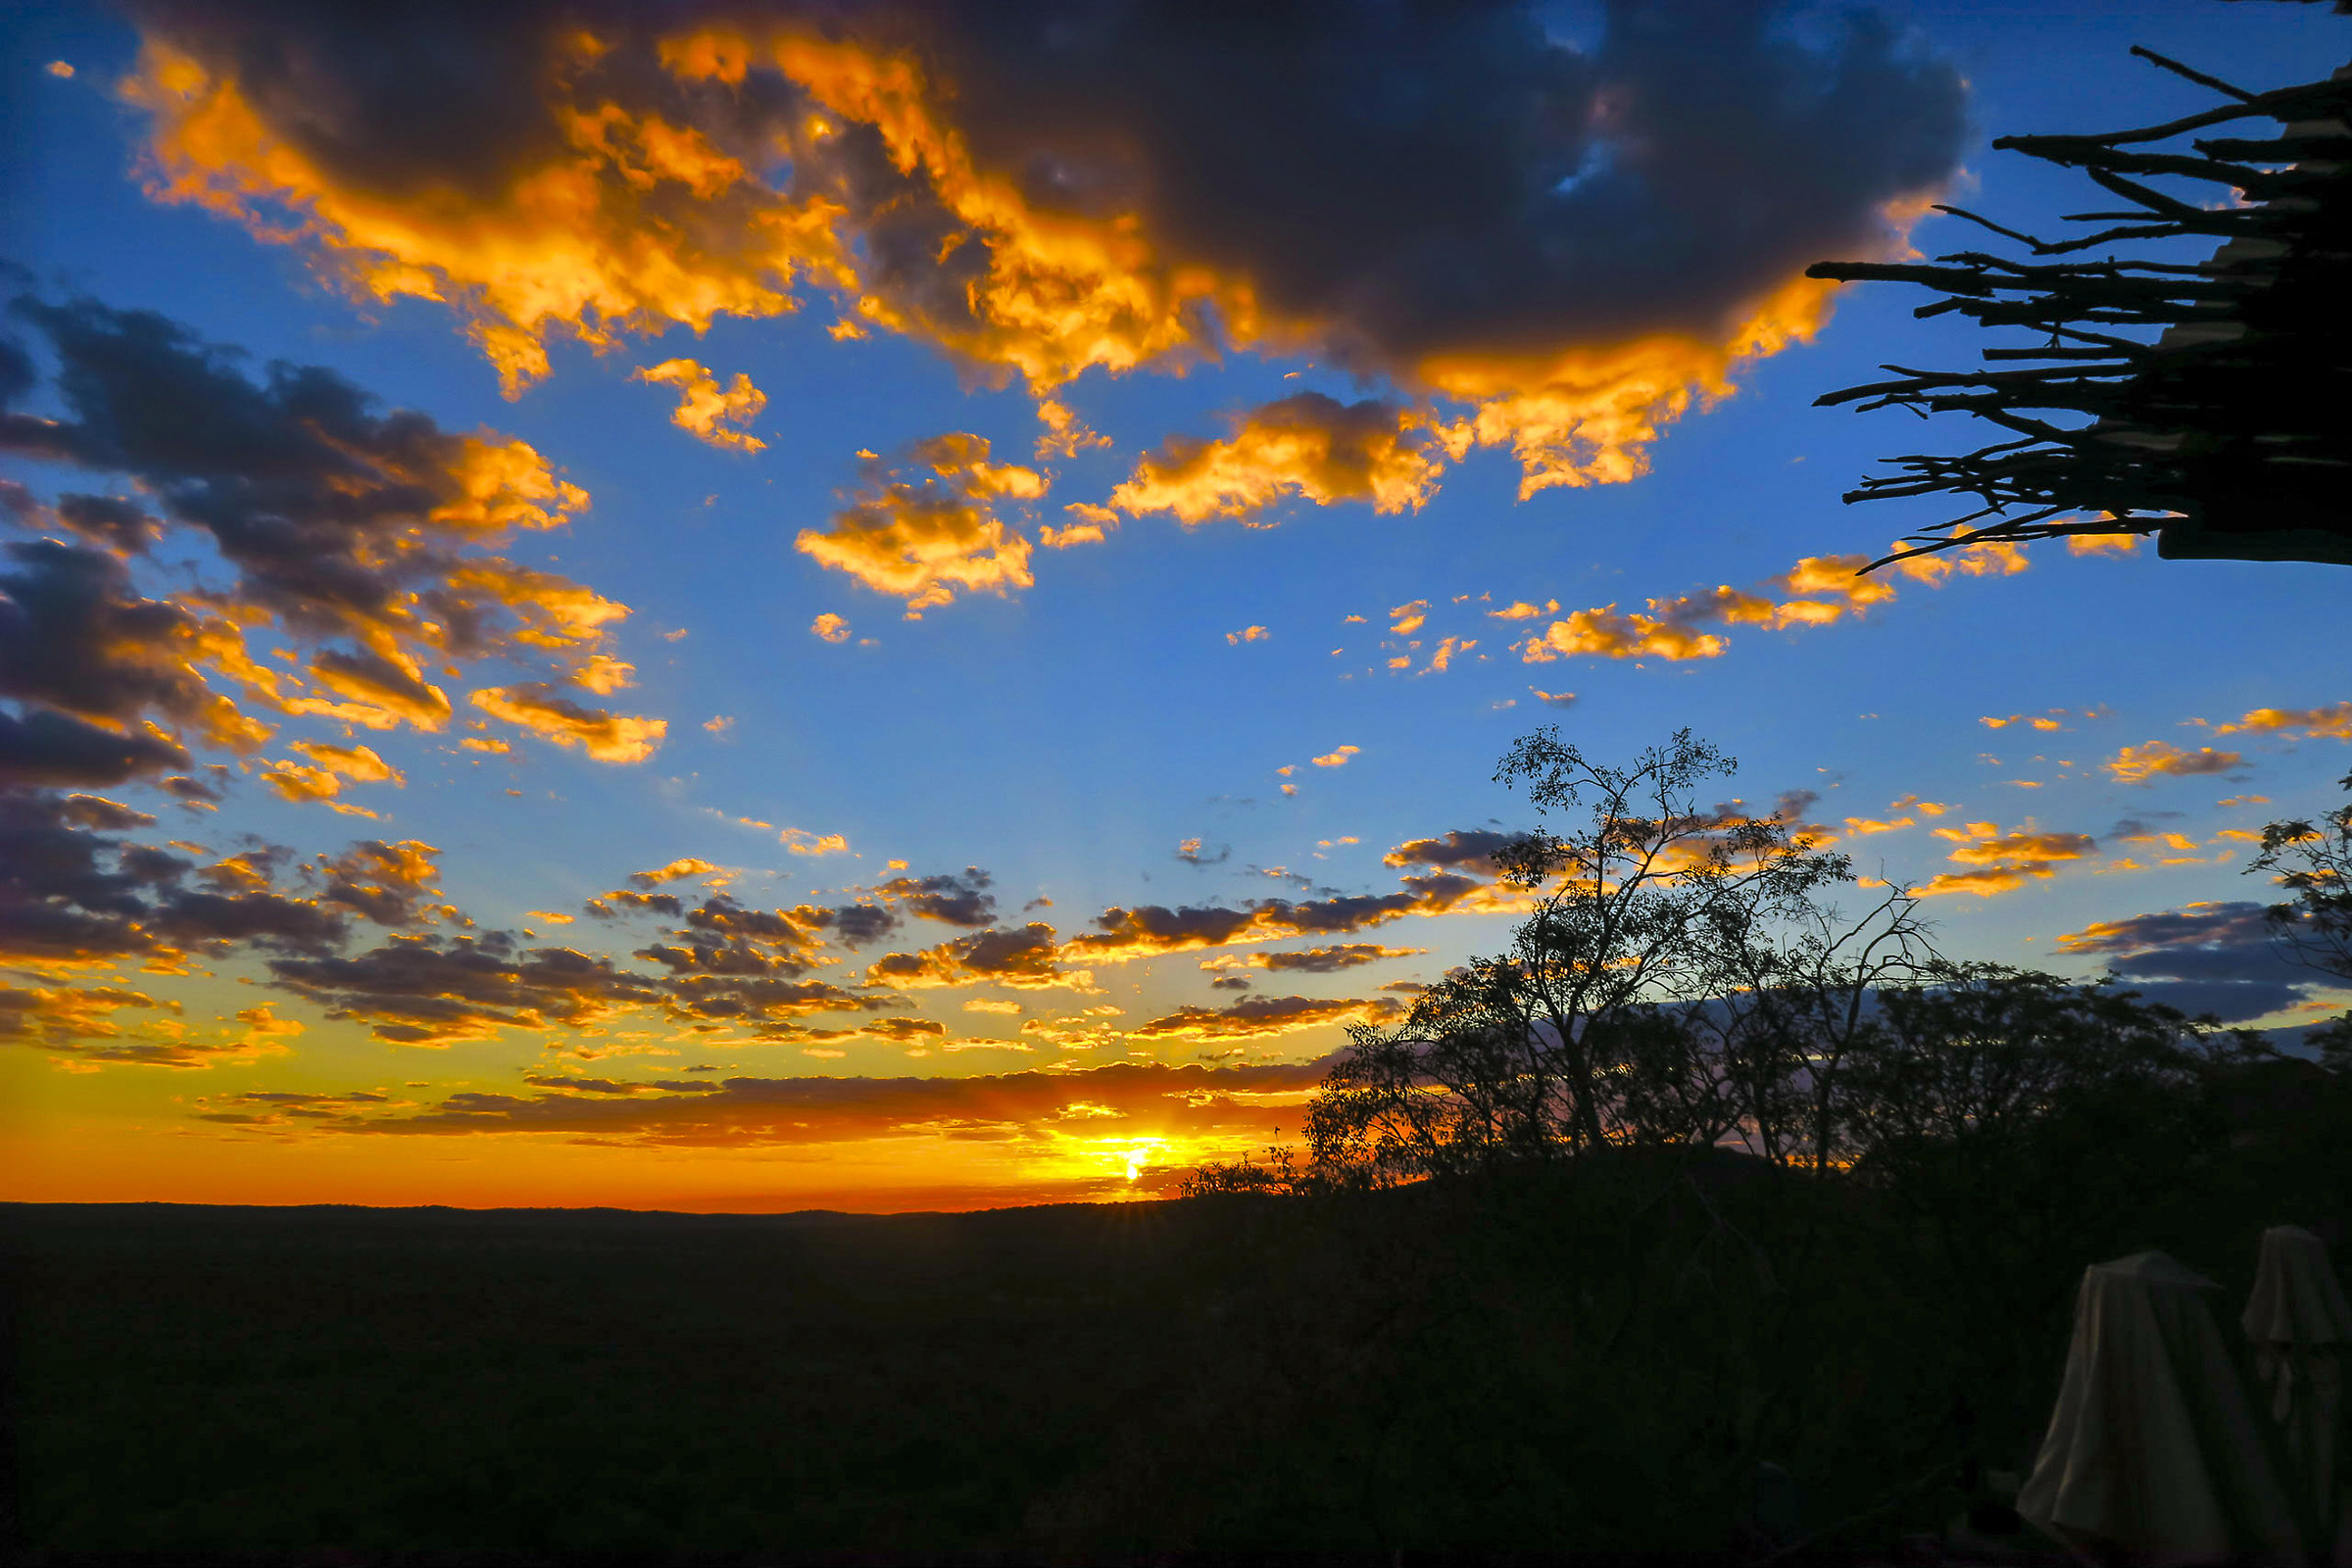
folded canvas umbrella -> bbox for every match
[2243,1224,2352,1568]
[2017,1251,2306,1568]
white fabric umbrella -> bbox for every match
[2243,1224,2352,1568]
[2016,1250,2306,1567]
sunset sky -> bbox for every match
[4,0,2347,1213]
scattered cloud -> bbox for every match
[1130,993,1400,1042]
[2056,901,2342,1022]
[1039,503,1117,550]
[1110,394,1450,524]
[810,612,851,643]
[1514,551,1966,663]
[2066,533,2141,557]
[1918,819,2097,898]
[2105,742,2244,785]
[2210,703,2352,741]
[1175,838,1231,867]
[1226,625,1270,645]
[796,434,1043,612]
[1,297,628,767]
[471,684,665,763]
[634,359,766,452]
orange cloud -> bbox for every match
[866,923,1090,993]
[258,760,375,815]
[291,741,403,786]
[1311,746,1360,768]
[470,684,666,763]
[1226,625,1270,645]
[122,13,1961,499]
[1918,819,2098,898]
[780,829,850,857]
[124,35,847,396]
[2067,533,2141,557]
[810,612,851,643]
[634,359,767,451]
[1515,551,1918,664]
[2106,742,2244,784]
[1039,503,1117,550]
[1109,395,1448,524]
[280,1058,1335,1161]
[1422,637,1475,674]
[4,297,640,788]
[1130,993,1399,1042]
[1035,398,1110,460]
[795,434,1042,612]
[2211,703,2352,741]
[629,858,718,887]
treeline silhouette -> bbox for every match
[1172,728,2350,1559]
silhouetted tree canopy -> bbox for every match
[1188,730,2284,1199]
[2251,770,2352,1070]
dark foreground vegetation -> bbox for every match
[4,1062,2344,1567]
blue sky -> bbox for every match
[2,0,2345,1210]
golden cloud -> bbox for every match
[795,434,1043,612]
[1917,819,2098,898]
[2211,703,2352,741]
[121,11,1962,500]
[1130,993,1399,1042]
[1310,746,1360,768]
[1108,395,1449,524]
[2105,742,2245,784]
[1038,503,1115,550]
[634,358,767,451]
[1517,542,2021,664]
[2066,533,2141,557]
[810,612,851,642]
[470,684,666,763]
[290,1057,1335,1156]
[124,36,846,396]
[291,740,402,786]
[629,858,718,887]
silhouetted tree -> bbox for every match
[1295,729,1933,1187]
[2250,769,2352,1072]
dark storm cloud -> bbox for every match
[908,0,1965,365]
[1383,828,1521,872]
[874,867,998,928]
[866,922,1069,989]
[0,295,620,753]
[268,933,672,1046]
[121,0,1965,493]
[0,537,246,739]
[0,709,191,788]
[0,786,347,972]
[2058,901,2342,1023]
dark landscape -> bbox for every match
[6,1060,2341,1565]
